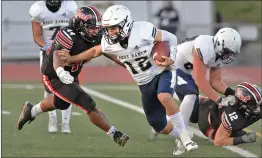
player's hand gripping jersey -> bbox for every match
[29,1,77,42]
[101,21,166,85]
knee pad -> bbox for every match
[77,94,97,113]
[147,112,167,132]
[88,99,96,112]
[54,97,70,110]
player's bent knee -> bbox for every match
[147,115,167,132]
[55,102,70,110]
[78,95,97,113]
[157,93,173,105]
[213,137,224,146]
[150,120,167,132]
[87,100,96,112]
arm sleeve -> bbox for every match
[161,30,178,47]
[221,111,233,131]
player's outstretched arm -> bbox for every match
[102,53,126,68]
[58,45,103,63]
[193,48,220,102]
[210,67,235,96]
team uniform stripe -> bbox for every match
[195,48,203,60]
[42,75,89,113]
[152,26,157,38]
[221,112,232,131]
[239,82,261,103]
[56,35,72,50]
[58,31,73,45]
[205,127,217,140]
[88,6,101,22]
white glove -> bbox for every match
[219,95,237,107]
[56,67,74,84]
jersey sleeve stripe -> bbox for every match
[56,35,72,50]
[58,31,73,45]
[196,48,203,60]
[221,112,232,131]
[152,26,157,38]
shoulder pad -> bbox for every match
[64,1,78,14]
[139,21,157,41]
[54,27,75,51]
[29,2,41,22]
[194,35,214,64]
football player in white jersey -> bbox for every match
[58,5,198,155]
[29,0,78,133]
[153,28,242,155]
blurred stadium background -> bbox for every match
[1,1,261,157]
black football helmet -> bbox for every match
[70,6,102,43]
[45,0,62,13]
[235,82,262,120]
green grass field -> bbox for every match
[2,83,262,157]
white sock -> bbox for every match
[62,104,72,124]
[44,91,57,118]
[179,94,197,127]
[168,128,180,138]
[31,102,43,117]
[169,112,187,133]
[107,126,117,139]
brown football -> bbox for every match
[151,42,170,62]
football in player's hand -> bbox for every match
[151,42,170,62]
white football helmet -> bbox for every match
[214,27,242,64]
[102,5,133,44]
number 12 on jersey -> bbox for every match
[123,57,152,75]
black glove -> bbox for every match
[224,87,235,96]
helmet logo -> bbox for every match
[236,88,251,102]
[77,9,92,21]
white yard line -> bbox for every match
[71,112,82,116]
[2,84,260,157]
[2,110,11,115]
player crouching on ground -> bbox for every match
[200,82,262,146]
[174,82,261,155]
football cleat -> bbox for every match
[180,130,198,152]
[48,116,58,133]
[61,123,71,134]
[17,102,35,130]
[113,131,129,147]
[173,138,186,156]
